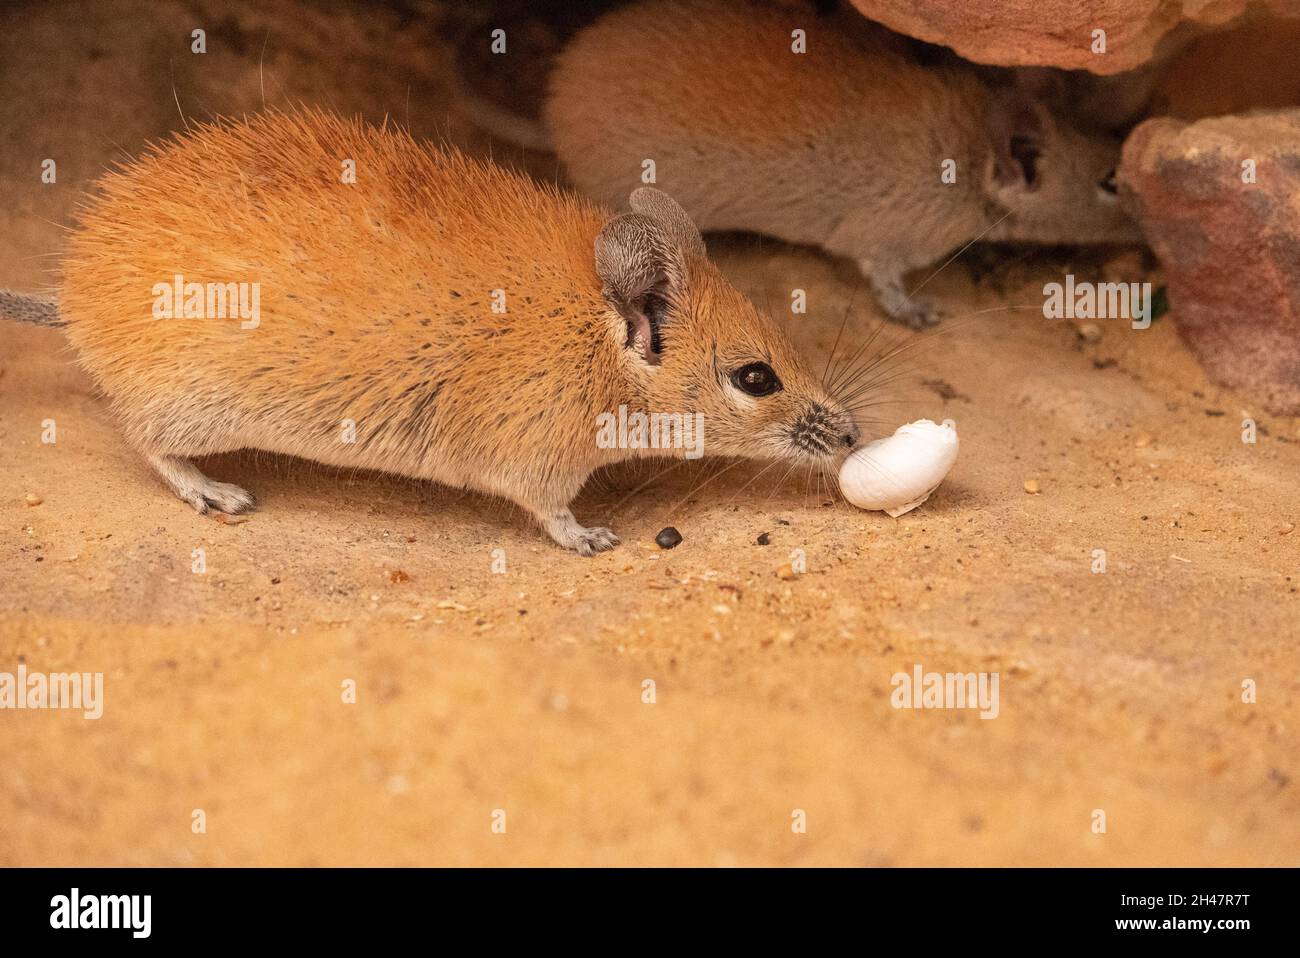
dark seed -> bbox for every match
[655,526,683,549]
[756,532,771,545]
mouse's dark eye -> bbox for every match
[1098,168,1118,194]
[730,362,783,397]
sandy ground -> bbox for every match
[2,0,1299,867]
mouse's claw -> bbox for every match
[539,507,621,555]
[862,261,944,331]
[573,526,620,556]
[892,298,943,330]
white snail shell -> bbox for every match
[838,419,959,517]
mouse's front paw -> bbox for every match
[540,508,621,555]
[573,526,620,557]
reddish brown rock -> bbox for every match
[846,0,1300,74]
[1119,112,1300,415]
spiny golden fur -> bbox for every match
[57,109,856,553]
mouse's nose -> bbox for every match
[843,422,861,448]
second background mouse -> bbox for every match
[541,0,1141,329]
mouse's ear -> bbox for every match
[629,187,706,259]
[986,90,1050,194]
[595,212,680,366]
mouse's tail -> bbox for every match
[455,87,553,152]
[445,11,554,153]
[0,288,65,328]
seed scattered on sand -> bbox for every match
[756,532,771,545]
[1279,522,1295,536]
[213,512,249,525]
[776,563,797,581]
[436,599,469,611]
[1134,433,1153,448]
[388,569,410,584]
[655,526,683,549]
[1023,479,1041,495]
[24,493,42,506]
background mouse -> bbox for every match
[1,110,859,555]
[538,0,1141,329]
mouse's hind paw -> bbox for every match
[146,453,255,516]
[891,298,944,330]
[861,259,944,330]
[198,480,256,515]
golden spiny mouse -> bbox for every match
[2,110,859,554]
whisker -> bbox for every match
[903,207,1015,303]
[608,456,694,515]
[762,460,804,509]
[821,281,860,388]
[657,457,748,524]
[829,305,1037,407]
[827,314,896,395]
[722,457,788,507]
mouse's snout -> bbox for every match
[790,401,859,460]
